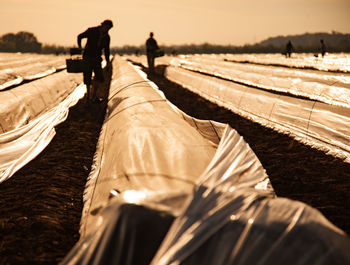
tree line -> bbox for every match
[113,32,350,55]
[0,31,67,54]
[1,31,349,55]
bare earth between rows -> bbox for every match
[0,64,349,264]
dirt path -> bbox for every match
[138,63,350,235]
[0,61,349,264]
[0,99,107,265]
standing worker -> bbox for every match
[320,39,326,57]
[285,40,293,58]
[146,32,159,73]
[77,19,113,102]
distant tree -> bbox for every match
[0,31,42,52]
[109,31,350,55]
[259,32,350,53]
[41,44,68,54]
[0,33,16,51]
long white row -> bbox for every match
[221,53,350,73]
[171,55,350,108]
[0,70,84,183]
[78,57,267,236]
[0,70,82,133]
[61,56,350,265]
[126,55,350,162]
[0,53,67,90]
[164,65,350,162]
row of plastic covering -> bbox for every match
[126,55,350,162]
[0,69,84,183]
[0,52,67,90]
[171,54,350,108]
[221,53,350,73]
[61,56,350,265]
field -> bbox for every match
[0,53,349,264]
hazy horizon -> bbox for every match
[1,0,349,47]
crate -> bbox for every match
[66,47,88,73]
[155,49,164,58]
[66,59,88,73]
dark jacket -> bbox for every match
[146,37,159,53]
[78,26,110,63]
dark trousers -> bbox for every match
[83,57,104,86]
[147,53,155,72]
[83,57,104,100]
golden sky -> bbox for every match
[0,0,349,47]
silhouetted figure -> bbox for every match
[146,32,159,73]
[285,41,293,58]
[78,19,113,102]
[320,39,326,57]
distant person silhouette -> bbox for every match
[77,19,113,102]
[146,32,159,73]
[285,40,293,58]
[320,39,326,57]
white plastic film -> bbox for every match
[151,126,350,265]
[61,56,350,265]
[0,69,84,183]
[161,64,350,162]
[170,55,350,108]
[0,53,67,90]
[79,57,221,237]
[126,53,350,159]
[0,70,82,133]
[221,53,350,73]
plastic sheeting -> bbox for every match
[163,65,350,162]
[126,54,350,107]
[221,53,350,73]
[0,70,84,183]
[0,53,57,71]
[170,55,350,108]
[0,70,82,133]
[126,55,350,161]
[151,128,350,265]
[78,57,222,237]
[0,52,67,90]
[61,56,350,265]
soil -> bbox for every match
[0,99,107,265]
[0,61,349,264]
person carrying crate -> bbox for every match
[145,32,159,73]
[77,19,113,102]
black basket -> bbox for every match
[155,49,164,58]
[66,47,87,73]
[66,59,88,73]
